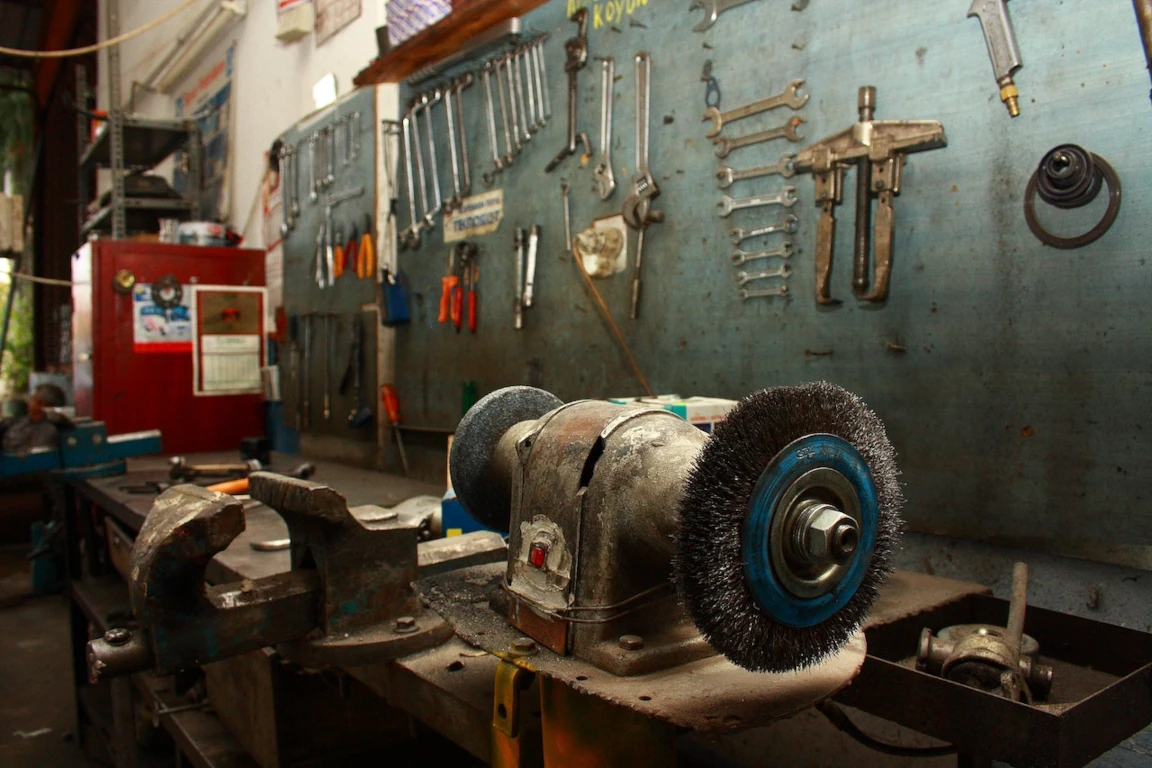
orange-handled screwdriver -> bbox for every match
[439,275,458,323]
[381,384,410,476]
[451,282,463,331]
[467,276,477,333]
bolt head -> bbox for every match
[510,637,538,655]
[104,628,132,646]
[806,506,860,564]
[618,635,644,651]
[394,616,417,633]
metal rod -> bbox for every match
[1005,561,1028,651]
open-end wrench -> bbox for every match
[592,57,616,200]
[409,100,434,231]
[519,46,539,133]
[730,213,798,245]
[494,56,519,159]
[443,84,463,210]
[481,63,505,185]
[420,91,445,214]
[325,126,335,186]
[278,146,291,237]
[398,115,422,249]
[691,0,761,32]
[530,39,548,127]
[454,74,473,197]
[545,10,593,173]
[524,224,539,307]
[509,49,531,142]
[713,116,804,158]
[739,284,789,300]
[730,242,793,265]
[288,145,300,220]
[503,53,524,151]
[717,154,796,188]
[704,79,808,137]
[535,37,552,119]
[350,111,361,162]
[736,264,792,285]
[308,132,319,202]
[717,186,798,217]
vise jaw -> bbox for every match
[87,472,450,681]
[793,87,946,305]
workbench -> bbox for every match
[63,454,1152,767]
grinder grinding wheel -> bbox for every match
[450,381,901,674]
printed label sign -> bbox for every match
[443,189,504,243]
[133,284,193,353]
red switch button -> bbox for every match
[528,542,548,568]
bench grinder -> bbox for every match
[449,381,902,675]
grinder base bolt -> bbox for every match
[510,638,538,656]
[394,616,418,633]
[618,635,645,651]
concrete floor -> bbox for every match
[0,548,92,767]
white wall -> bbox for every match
[97,0,397,249]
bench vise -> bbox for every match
[0,420,161,480]
[794,86,946,305]
[87,472,452,681]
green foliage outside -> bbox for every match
[0,67,34,400]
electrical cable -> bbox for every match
[816,701,957,758]
[10,273,74,287]
[0,0,200,59]
[568,239,654,397]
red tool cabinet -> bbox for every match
[71,240,266,454]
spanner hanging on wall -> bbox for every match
[545,9,593,173]
[621,51,663,320]
[481,63,505,185]
[453,74,473,199]
[592,57,616,200]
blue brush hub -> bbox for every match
[742,434,879,628]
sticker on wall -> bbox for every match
[575,213,628,277]
[315,0,362,46]
[444,189,504,243]
[132,283,193,354]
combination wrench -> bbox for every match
[397,114,422,249]
[325,125,335,187]
[509,50,531,143]
[739,284,789,300]
[409,100,434,231]
[534,38,552,119]
[454,74,473,198]
[531,38,549,125]
[736,265,792,285]
[494,55,518,160]
[308,132,319,202]
[704,79,808,137]
[502,53,523,152]
[592,57,616,200]
[481,63,505,185]
[691,0,762,32]
[518,46,538,133]
[443,84,463,210]
[545,9,593,173]
[717,186,798,217]
[622,52,662,320]
[288,145,300,221]
[712,115,804,158]
[730,213,798,246]
[421,91,445,215]
[717,153,796,188]
[730,242,793,265]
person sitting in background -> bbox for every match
[0,383,70,454]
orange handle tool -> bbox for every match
[439,275,459,323]
[333,243,345,278]
[206,477,249,495]
[382,384,401,423]
[360,231,375,279]
[451,284,463,331]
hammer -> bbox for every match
[168,457,264,481]
[205,463,317,496]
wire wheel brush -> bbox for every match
[674,381,903,672]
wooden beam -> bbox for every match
[354,0,552,86]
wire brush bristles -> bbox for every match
[672,381,903,672]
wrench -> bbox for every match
[717,154,796,188]
[325,125,335,187]
[739,284,789,300]
[443,84,463,210]
[531,38,548,126]
[691,0,761,32]
[717,186,797,217]
[704,79,808,137]
[278,145,291,236]
[409,100,434,231]
[421,91,445,214]
[519,46,538,133]
[481,63,505,185]
[622,51,661,230]
[730,242,793,265]
[350,111,361,162]
[712,116,804,158]
[308,132,319,202]
[524,224,539,307]
[503,53,524,151]
[494,55,518,160]
[730,213,799,245]
[736,264,792,285]
[454,74,473,198]
[545,9,593,173]
[592,57,616,200]
[509,49,531,143]
[288,145,300,220]
[535,38,552,119]
[398,114,422,249]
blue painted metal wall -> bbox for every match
[392,0,1152,553]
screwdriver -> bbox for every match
[381,384,410,476]
[438,248,458,323]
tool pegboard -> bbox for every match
[277,86,379,446]
[390,0,1152,557]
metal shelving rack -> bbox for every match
[79,0,202,239]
